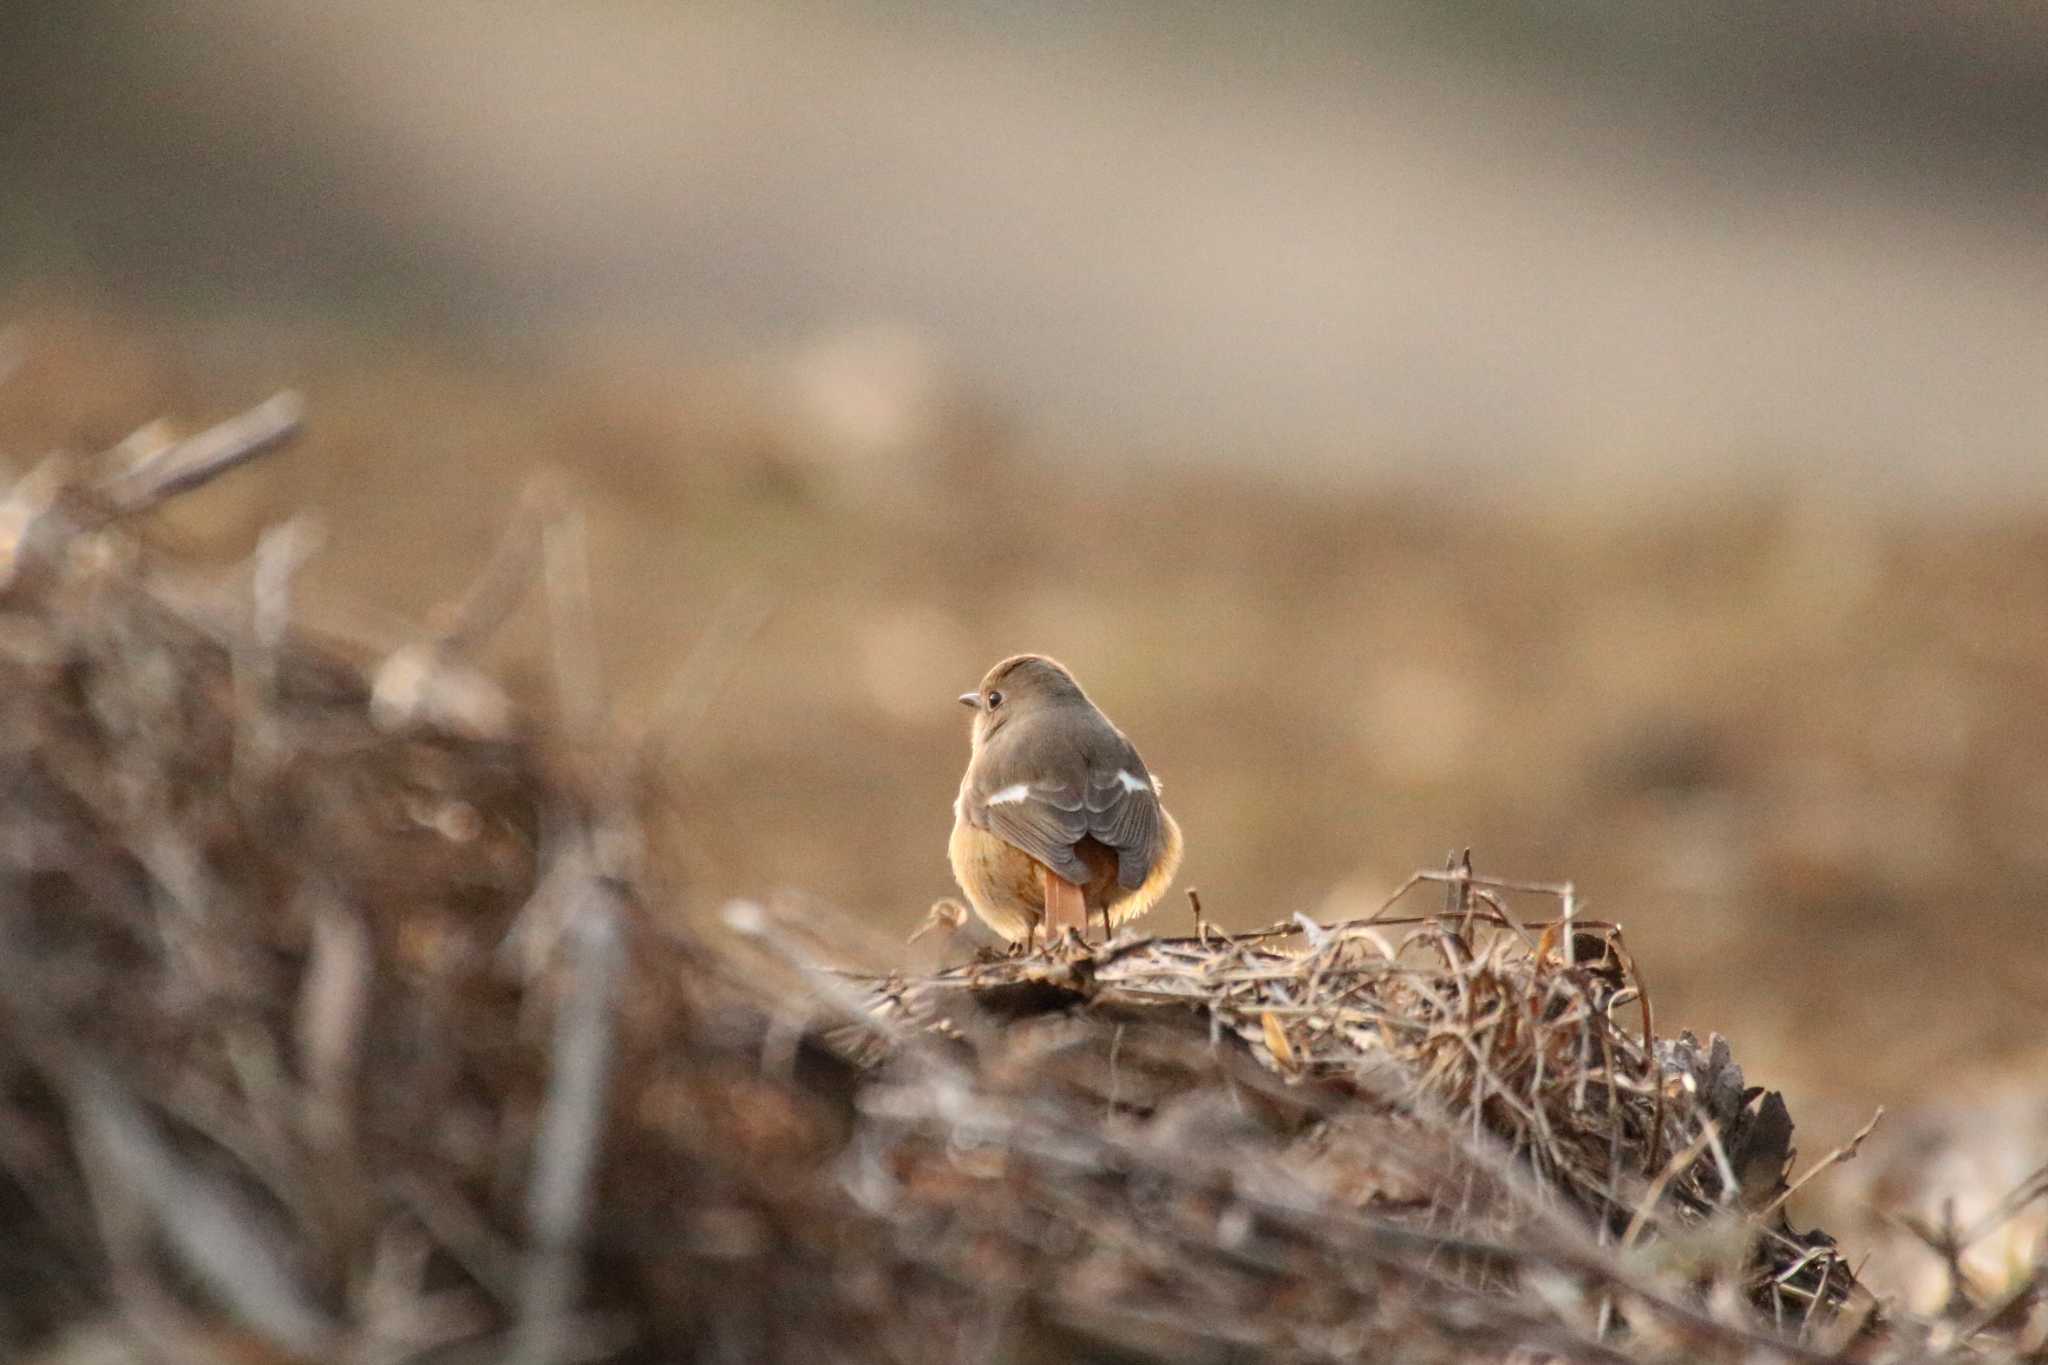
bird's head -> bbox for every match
[958,654,1087,743]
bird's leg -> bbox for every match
[1040,865,1088,942]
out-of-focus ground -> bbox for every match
[7,1,2048,495]
[5,0,2048,1305]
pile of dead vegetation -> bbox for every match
[0,398,2042,1363]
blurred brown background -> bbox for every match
[6,0,2048,1234]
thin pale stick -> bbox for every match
[1756,1108,1884,1222]
[97,391,305,514]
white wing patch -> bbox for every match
[987,783,1031,806]
[1115,769,1152,794]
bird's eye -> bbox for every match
[986,690,1004,709]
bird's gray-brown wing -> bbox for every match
[961,733,1093,884]
[1080,748,1163,890]
[966,709,1164,889]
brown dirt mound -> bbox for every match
[1,400,2039,1362]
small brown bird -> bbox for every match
[949,655,1183,945]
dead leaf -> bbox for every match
[1261,1011,1298,1072]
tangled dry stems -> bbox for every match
[0,397,2043,1362]
[854,881,1857,1339]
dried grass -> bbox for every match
[1,398,2043,1362]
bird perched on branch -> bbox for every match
[949,655,1183,946]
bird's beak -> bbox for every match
[957,692,980,710]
